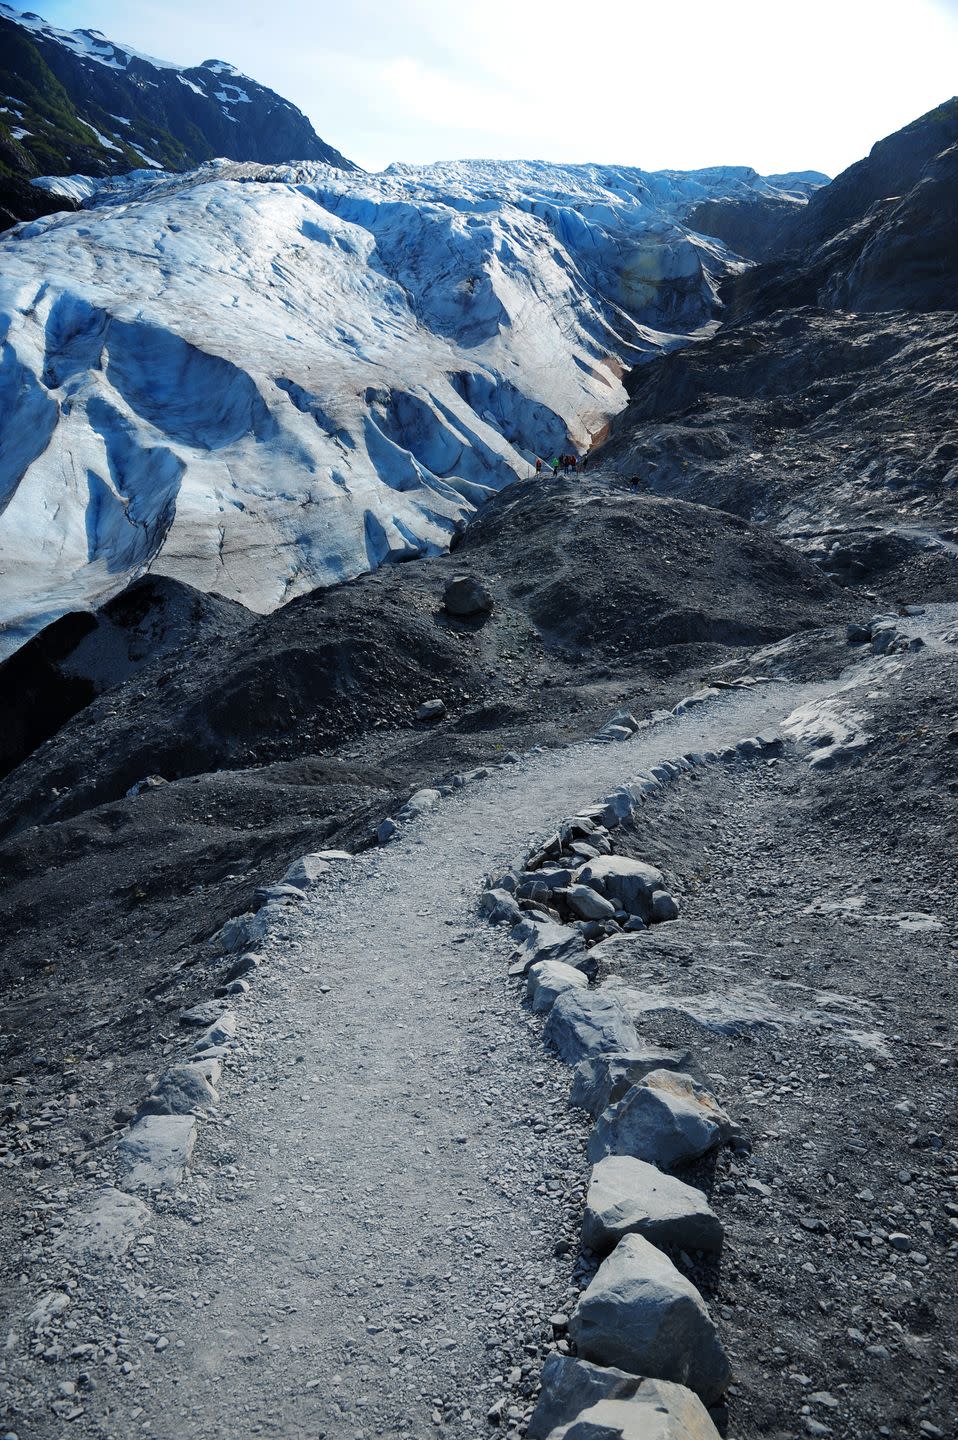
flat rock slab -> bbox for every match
[587,1070,733,1168]
[527,960,588,1013]
[544,988,639,1064]
[117,1114,197,1192]
[55,1186,150,1261]
[569,1232,731,1404]
[604,974,886,1052]
[570,1048,703,1118]
[583,1155,723,1257]
[548,1387,721,1439]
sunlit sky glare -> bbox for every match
[39,0,958,177]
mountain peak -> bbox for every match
[0,1,356,226]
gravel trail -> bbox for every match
[7,680,831,1440]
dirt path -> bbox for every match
[4,679,840,1440]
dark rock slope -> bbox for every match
[604,99,958,593]
[0,3,355,225]
[0,576,253,782]
[0,481,859,986]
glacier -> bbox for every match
[0,157,822,656]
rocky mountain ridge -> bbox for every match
[605,98,958,592]
[0,2,355,226]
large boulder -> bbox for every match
[544,989,640,1064]
[582,1155,723,1257]
[576,857,666,920]
[443,574,494,616]
[528,1357,719,1440]
[527,960,589,1013]
[570,1048,703,1118]
[569,1233,731,1404]
[546,1388,722,1440]
[587,1070,734,1168]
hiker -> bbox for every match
[535,456,542,476]
[551,457,560,477]
[581,453,588,472]
[570,455,578,475]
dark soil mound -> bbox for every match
[0,478,858,998]
[457,481,846,655]
[0,575,252,781]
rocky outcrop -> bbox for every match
[0,4,355,219]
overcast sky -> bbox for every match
[39,0,958,176]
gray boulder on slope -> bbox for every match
[587,1070,734,1167]
[569,1232,731,1404]
[582,1155,723,1256]
[544,989,640,1064]
[443,574,494,616]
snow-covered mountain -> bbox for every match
[0,3,354,226]
[0,157,824,656]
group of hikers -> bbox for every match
[534,452,589,478]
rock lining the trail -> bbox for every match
[528,1358,721,1439]
[53,1186,150,1261]
[116,1113,197,1192]
[544,989,641,1064]
[545,1387,722,1439]
[569,1232,732,1404]
[570,1048,702,1118]
[474,703,792,1434]
[582,1155,723,1257]
[586,1069,736,1167]
[527,960,589,1013]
